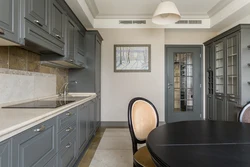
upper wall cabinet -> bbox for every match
[25,0,50,32]
[0,0,19,43]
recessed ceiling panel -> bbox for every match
[94,0,223,18]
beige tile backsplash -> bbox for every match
[0,46,68,93]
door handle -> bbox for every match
[34,125,46,132]
[34,20,43,27]
[168,83,173,89]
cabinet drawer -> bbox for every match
[57,108,77,132]
[0,139,11,167]
[12,118,57,167]
[58,130,77,167]
[58,124,76,150]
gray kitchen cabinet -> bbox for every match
[12,117,57,167]
[51,0,65,43]
[77,104,88,155]
[24,0,49,32]
[0,139,11,167]
[75,30,86,66]
[96,95,101,128]
[204,24,250,121]
[0,0,19,43]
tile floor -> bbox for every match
[77,128,135,167]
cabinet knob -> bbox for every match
[66,127,73,132]
[34,125,46,132]
[55,34,61,39]
[66,142,72,148]
[34,20,43,27]
[65,112,72,116]
[0,28,4,35]
[69,59,74,62]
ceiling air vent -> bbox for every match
[189,20,202,24]
[175,20,188,24]
[175,20,202,24]
[119,20,146,25]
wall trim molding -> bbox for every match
[101,121,166,128]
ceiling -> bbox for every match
[92,0,229,19]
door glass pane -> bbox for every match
[215,42,224,94]
[174,53,193,112]
[227,36,238,96]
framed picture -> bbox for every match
[114,44,151,72]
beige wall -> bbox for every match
[98,29,165,122]
[98,28,217,122]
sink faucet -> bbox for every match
[60,81,78,97]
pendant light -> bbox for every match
[152,1,181,25]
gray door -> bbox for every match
[166,46,202,123]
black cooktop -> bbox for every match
[2,100,75,109]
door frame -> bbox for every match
[165,45,204,123]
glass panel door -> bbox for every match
[174,53,193,112]
[215,42,224,94]
[226,35,238,97]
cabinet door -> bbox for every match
[12,118,57,167]
[0,140,11,167]
[51,0,65,43]
[75,30,86,67]
[77,104,88,154]
[25,0,49,32]
[215,96,225,121]
[226,33,239,99]
[65,17,76,60]
[214,40,225,96]
[0,0,18,43]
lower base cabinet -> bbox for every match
[0,139,11,167]
[1,98,99,167]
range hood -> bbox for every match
[41,60,84,69]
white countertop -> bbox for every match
[0,93,96,142]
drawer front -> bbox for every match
[58,124,76,150]
[44,155,57,167]
[57,108,77,132]
[58,130,77,167]
[0,139,11,167]
[12,118,57,167]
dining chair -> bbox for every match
[128,97,159,167]
[239,102,250,123]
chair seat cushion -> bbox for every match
[134,146,155,167]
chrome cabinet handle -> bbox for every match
[0,28,4,35]
[34,20,43,27]
[69,59,74,62]
[66,127,73,132]
[65,112,72,116]
[55,34,61,39]
[34,125,46,132]
[66,142,72,148]
[217,97,222,100]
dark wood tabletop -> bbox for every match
[146,121,250,167]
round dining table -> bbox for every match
[146,121,250,167]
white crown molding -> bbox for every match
[85,0,99,18]
[207,0,235,17]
